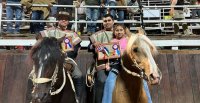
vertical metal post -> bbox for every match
[0,3,2,34]
[74,7,78,32]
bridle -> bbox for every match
[121,59,149,81]
[29,64,66,95]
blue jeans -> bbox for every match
[6,3,22,33]
[117,10,125,21]
[50,6,57,17]
[102,72,152,103]
[108,1,116,19]
[143,80,152,103]
[30,11,45,34]
[102,1,116,19]
[94,69,108,103]
[86,8,99,33]
[71,64,83,101]
[102,69,118,103]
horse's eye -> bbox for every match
[133,47,138,52]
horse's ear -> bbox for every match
[136,27,146,35]
[125,27,131,37]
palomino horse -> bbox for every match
[27,37,77,103]
[112,30,162,103]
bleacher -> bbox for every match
[0,1,200,50]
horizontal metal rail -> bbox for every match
[5,3,200,8]
[0,39,199,50]
[1,19,200,23]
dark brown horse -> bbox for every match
[27,37,77,103]
[112,31,162,103]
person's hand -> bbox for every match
[169,8,174,17]
[93,42,102,48]
[22,6,27,13]
[73,1,81,8]
[2,2,6,8]
[47,3,53,10]
[93,42,104,52]
[100,3,105,8]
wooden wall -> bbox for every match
[0,50,200,103]
[0,51,32,103]
[151,50,200,103]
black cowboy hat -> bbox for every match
[56,11,70,20]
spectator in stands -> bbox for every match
[127,0,139,20]
[116,0,127,21]
[126,0,139,28]
[191,0,200,25]
[169,0,192,35]
[77,0,86,35]
[100,0,116,19]
[21,0,56,34]
[84,0,99,35]
[2,0,22,34]
[38,11,83,102]
[50,0,58,17]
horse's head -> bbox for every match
[121,28,162,85]
[28,37,65,103]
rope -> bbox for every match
[121,59,142,78]
[50,68,66,95]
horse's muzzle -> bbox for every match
[31,92,50,103]
[149,74,161,85]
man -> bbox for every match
[2,0,22,34]
[169,0,192,35]
[21,0,56,34]
[89,14,153,103]
[57,0,81,29]
[88,14,114,103]
[38,11,83,102]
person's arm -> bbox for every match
[2,0,6,8]
[20,0,32,9]
[100,0,106,7]
[66,43,81,59]
[169,0,177,16]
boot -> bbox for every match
[174,23,180,35]
[184,29,193,35]
[183,24,192,35]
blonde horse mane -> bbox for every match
[126,34,158,56]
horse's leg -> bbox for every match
[138,80,150,103]
[112,74,132,103]
[139,87,148,103]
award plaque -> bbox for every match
[96,42,121,60]
[61,36,74,52]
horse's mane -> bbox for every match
[29,37,64,77]
[126,34,158,56]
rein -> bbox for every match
[121,59,149,81]
[29,65,67,95]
